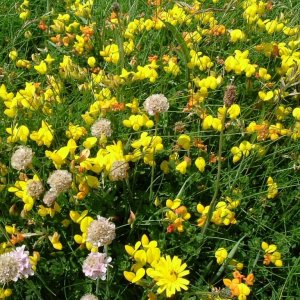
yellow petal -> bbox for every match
[70,211,80,222]
[124,271,135,282]
[86,175,99,188]
[132,268,145,283]
[80,216,94,232]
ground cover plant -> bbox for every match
[0,0,300,299]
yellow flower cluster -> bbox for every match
[165,198,191,233]
[231,141,253,163]
[123,114,154,131]
[0,78,61,118]
[8,175,41,213]
[262,242,283,267]
[266,177,278,199]
[197,196,240,227]
[124,234,189,298]
[223,271,254,300]
[130,132,163,166]
[70,210,97,251]
[225,50,256,77]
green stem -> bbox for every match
[149,116,158,202]
[104,245,109,299]
[201,108,227,237]
[212,234,247,283]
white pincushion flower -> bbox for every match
[26,180,44,199]
[42,190,58,207]
[87,216,116,247]
[11,146,34,171]
[143,94,169,116]
[109,160,129,181]
[47,170,72,194]
[91,118,112,138]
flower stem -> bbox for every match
[104,245,109,299]
[149,115,159,202]
[201,108,227,237]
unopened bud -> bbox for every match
[111,2,120,13]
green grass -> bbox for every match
[0,0,300,299]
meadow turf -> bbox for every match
[0,0,300,299]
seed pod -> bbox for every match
[223,84,236,108]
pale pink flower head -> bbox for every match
[80,294,99,300]
[12,245,34,279]
[143,94,169,116]
[82,252,112,280]
[0,245,34,284]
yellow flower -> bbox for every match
[147,255,190,298]
[239,141,252,156]
[215,248,228,264]
[100,44,119,64]
[0,288,12,298]
[6,124,29,143]
[202,115,213,130]
[231,146,242,163]
[258,91,274,101]
[29,251,40,271]
[70,210,89,223]
[258,68,271,81]
[176,160,188,174]
[266,177,278,199]
[166,198,181,210]
[160,160,170,174]
[227,104,241,120]
[124,268,146,283]
[83,137,98,149]
[45,54,55,64]
[230,29,246,43]
[49,232,63,250]
[177,134,191,150]
[30,120,54,147]
[195,157,206,172]
[34,61,47,75]
[66,123,87,140]
[9,50,18,61]
[292,107,300,121]
[87,56,96,67]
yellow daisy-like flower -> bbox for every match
[147,255,190,298]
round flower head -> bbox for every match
[12,245,34,279]
[26,180,44,199]
[109,160,129,181]
[82,252,112,280]
[91,118,112,138]
[87,216,116,247]
[0,254,19,284]
[47,170,72,194]
[0,245,33,284]
[143,94,169,116]
[11,146,34,171]
[43,190,58,207]
[80,294,99,300]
